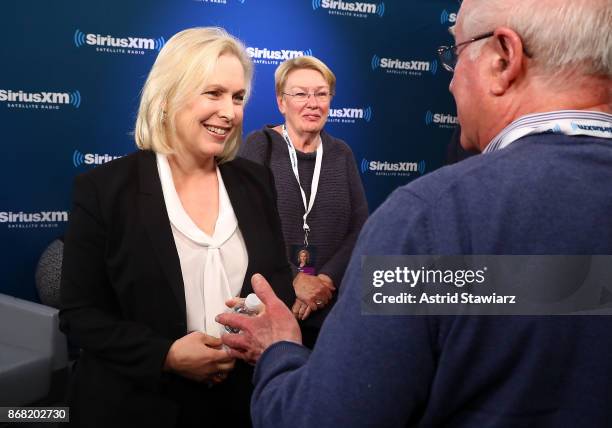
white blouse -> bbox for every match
[156,154,248,337]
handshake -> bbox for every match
[164,274,303,382]
[217,274,303,365]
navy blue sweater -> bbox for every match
[251,134,612,427]
[240,126,368,328]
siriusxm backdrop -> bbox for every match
[1,0,459,301]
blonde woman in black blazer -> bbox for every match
[60,28,293,428]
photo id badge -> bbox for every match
[291,245,317,275]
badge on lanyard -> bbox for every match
[291,245,317,275]
[281,124,323,276]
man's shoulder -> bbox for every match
[368,148,520,232]
[397,135,565,204]
[375,132,609,240]
[394,153,489,205]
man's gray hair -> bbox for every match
[461,0,611,77]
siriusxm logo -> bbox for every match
[73,150,122,168]
[425,110,458,128]
[1,211,69,229]
[0,89,81,110]
[440,9,457,25]
[571,122,612,134]
[371,55,438,76]
[74,29,165,55]
[328,106,373,124]
[246,47,313,65]
[312,0,385,19]
[361,158,426,177]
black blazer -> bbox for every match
[60,150,294,427]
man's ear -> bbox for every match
[489,27,526,96]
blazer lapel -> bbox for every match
[137,151,187,317]
[219,162,255,297]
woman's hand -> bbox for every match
[292,273,336,318]
[293,273,332,311]
[225,296,245,309]
[292,298,313,320]
[163,331,235,383]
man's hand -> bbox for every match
[216,274,302,365]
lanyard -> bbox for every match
[281,124,323,246]
[485,112,612,153]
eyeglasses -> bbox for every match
[438,31,533,73]
[282,91,332,103]
[436,31,494,72]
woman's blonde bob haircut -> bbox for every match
[274,56,336,97]
[135,27,253,163]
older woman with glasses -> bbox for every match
[239,56,368,347]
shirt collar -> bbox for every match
[156,153,237,246]
[484,110,612,153]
